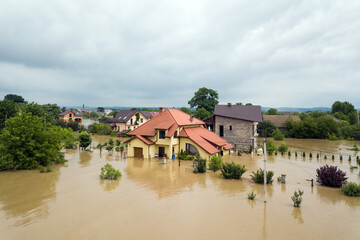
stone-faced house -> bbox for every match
[58,109,83,126]
[110,109,152,132]
[204,103,262,150]
[124,108,233,159]
[262,115,301,133]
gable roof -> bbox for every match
[58,109,83,117]
[262,115,301,128]
[124,135,155,145]
[110,110,152,123]
[179,127,233,154]
[214,105,263,122]
[128,108,205,137]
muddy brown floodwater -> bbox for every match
[0,137,360,240]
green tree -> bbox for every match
[266,108,279,115]
[193,108,211,120]
[235,102,243,105]
[245,103,253,106]
[78,131,92,150]
[97,107,105,112]
[188,87,219,113]
[257,120,277,137]
[0,113,65,170]
[4,94,26,103]
[180,107,192,115]
[272,128,284,140]
[278,143,288,154]
[0,100,17,130]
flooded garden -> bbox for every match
[1,136,359,240]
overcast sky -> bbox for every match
[0,0,359,108]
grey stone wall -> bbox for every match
[214,116,256,150]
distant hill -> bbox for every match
[261,107,331,112]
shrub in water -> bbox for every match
[295,151,298,157]
[99,163,121,180]
[309,153,313,158]
[277,176,282,182]
[357,156,360,165]
[342,182,360,197]
[46,165,52,172]
[251,168,274,184]
[221,162,247,179]
[248,191,256,200]
[278,143,288,155]
[324,155,327,160]
[266,139,277,155]
[272,128,284,141]
[340,155,343,161]
[350,166,358,170]
[348,156,351,161]
[291,189,304,207]
[316,165,347,187]
[288,151,291,156]
[193,156,207,173]
[39,166,45,173]
[209,155,222,172]
[302,152,305,157]
[332,155,335,160]
[316,153,319,159]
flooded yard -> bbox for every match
[0,137,359,240]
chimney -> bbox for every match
[227,103,232,106]
[190,115,194,122]
[159,107,164,113]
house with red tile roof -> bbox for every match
[124,108,233,159]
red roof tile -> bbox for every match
[124,135,155,145]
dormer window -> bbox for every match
[159,130,165,139]
[130,119,133,125]
[174,131,178,138]
[69,113,72,117]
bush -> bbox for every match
[251,168,274,184]
[348,155,351,161]
[316,165,348,187]
[221,162,247,179]
[288,151,291,156]
[265,139,277,155]
[99,163,121,180]
[317,153,320,159]
[342,182,360,197]
[193,156,207,173]
[324,155,327,160]
[295,151,298,157]
[303,152,306,157]
[278,143,288,154]
[291,189,304,207]
[177,149,195,160]
[309,153,313,158]
[357,156,360,165]
[340,155,343,161]
[332,155,335,160]
[248,191,256,200]
[88,123,113,135]
[272,128,284,140]
[209,155,222,172]
[78,131,92,150]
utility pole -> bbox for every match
[264,138,267,203]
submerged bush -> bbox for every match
[316,165,347,187]
[291,189,304,207]
[99,163,121,180]
[248,191,256,200]
[221,162,247,179]
[342,182,360,197]
[193,156,207,173]
[251,168,274,184]
[309,153,313,158]
[209,155,222,172]
[340,155,343,161]
[177,149,195,160]
[278,143,288,155]
[265,139,277,155]
[272,128,284,140]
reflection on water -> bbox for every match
[0,165,62,226]
[0,137,360,240]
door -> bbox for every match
[219,125,224,137]
[134,147,143,158]
[159,147,165,157]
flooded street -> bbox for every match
[1,137,359,240]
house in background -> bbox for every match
[58,109,83,126]
[204,103,262,150]
[110,109,153,132]
[125,108,233,159]
[262,115,301,133]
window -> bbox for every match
[69,113,72,117]
[219,125,224,137]
[130,119,133,125]
[140,118,143,123]
[174,131,178,138]
[159,130,166,139]
[185,143,199,155]
[229,125,232,131]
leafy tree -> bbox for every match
[245,103,253,106]
[188,87,219,113]
[193,107,211,120]
[109,110,119,117]
[22,102,61,125]
[180,107,192,115]
[78,131,92,150]
[0,100,17,130]
[265,139,277,155]
[235,102,243,105]
[4,94,26,103]
[97,107,105,112]
[266,108,279,115]
[272,128,284,140]
[332,101,355,115]
[99,116,110,123]
[209,155,222,172]
[88,123,113,135]
[278,143,288,154]
[90,111,99,119]
[0,113,65,170]
[97,143,104,153]
[257,120,277,137]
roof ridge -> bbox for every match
[167,108,178,124]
